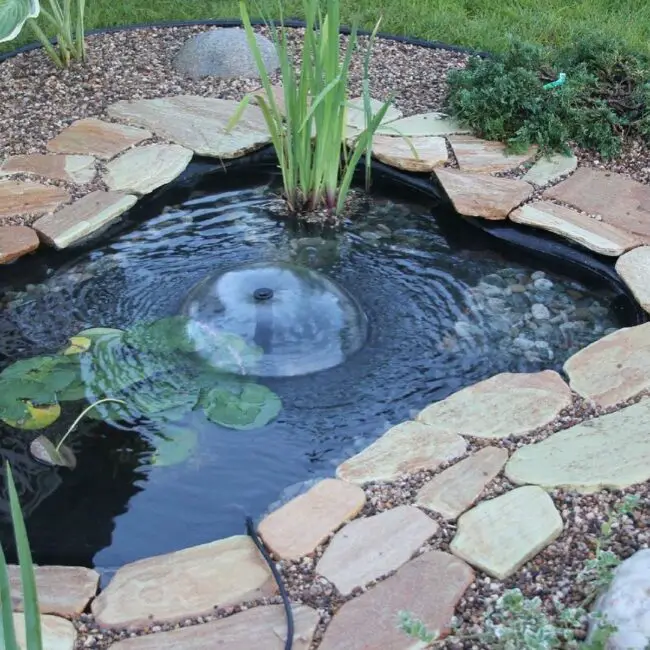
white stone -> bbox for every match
[531,303,550,320]
[590,549,650,649]
[369,134,448,172]
[14,613,77,650]
[616,246,650,313]
[522,153,578,186]
[377,112,470,136]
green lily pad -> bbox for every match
[57,380,87,402]
[1,355,79,392]
[190,327,263,375]
[125,316,197,355]
[129,379,199,419]
[202,382,281,430]
[151,425,198,467]
[85,398,133,422]
[29,435,77,469]
[76,327,125,342]
[2,401,61,430]
[62,336,92,355]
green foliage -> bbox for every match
[446,35,650,157]
[202,383,282,430]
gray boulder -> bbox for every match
[173,28,279,80]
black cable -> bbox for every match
[246,516,294,650]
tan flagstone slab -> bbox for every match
[0,154,96,184]
[0,180,69,219]
[345,97,402,130]
[318,550,474,649]
[543,168,650,243]
[447,135,537,173]
[92,535,276,628]
[449,486,563,579]
[33,190,137,249]
[251,83,288,116]
[104,144,193,195]
[316,505,439,596]
[522,152,577,186]
[9,565,99,615]
[510,201,641,256]
[336,421,467,485]
[47,118,151,160]
[377,111,470,136]
[108,604,319,649]
[616,246,650,313]
[369,134,448,172]
[258,478,365,560]
[107,96,271,158]
[563,322,650,408]
[505,399,650,492]
[416,447,509,519]
[0,226,39,263]
[418,371,572,439]
[435,168,533,219]
[15,613,77,650]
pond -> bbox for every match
[0,162,636,578]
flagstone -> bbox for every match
[33,191,137,249]
[616,246,650,313]
[416,447,509,519]
[522,152,577,186]
[104,144,193,195]
[0,179,69,219]
[316,506,439,596]
[563,322,650,408]
[510,201,641,256]
[107,605,319,649]
[9,565,99,615]
[336,421,467,485]
[0,226,39,263]
[92,535,276,628]
[543,168,650,243]
[505,399,650,492]
[15,613,76,650]
[47,118,151,160]
[345,97,403,130]
[369,134,448,172]
[107,96,270,158]
[449,486,563,579]
[1,154,96,184]
[318,550,474,649]
[417,371,572,439]
[447,135,537,173]
[435,168,533,219]
[378,111,470,136]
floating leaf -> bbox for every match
[0,379,55,421]
[128,378,199,418]
[2,402,61,430]
[62,336,91,355]
[189,325,263,375]
[202,382,281,430]
[29,435,76,469]
[151,425,198,467]
[85,399,132,422]
[125,317,197,355]
[57,380,86,402]
[1,356,78,392]
[75,327,125,342]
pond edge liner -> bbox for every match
[0,18,489,64]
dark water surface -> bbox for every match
[0,170,628,576]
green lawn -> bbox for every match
[3,0,650,55]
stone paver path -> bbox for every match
[47,118,151,159]
[316,505,439,596]
[450,486,563,579]
[616,246,650,313]
[108,605,319,649]
[318,550,474,649]
[435,168,533,219]
[0,179,69,219]
[336,421,467,484]
[15,613,77,650]
[505,399,650,492]
[1,153,96,184]
[377,111,470,137]
[9,565,99,615]
[563,322,650,408]
[416,447,508,519]
[258,478,366,560]
[0,226,39,263]
[522,152,577,186]
[91,535,276,628]
[448,135,537,173]
[369,134,448,171]
[345,97,402,130]
[417,371,572,438]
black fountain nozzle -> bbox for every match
[253,287,274,301]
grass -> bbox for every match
[2,0,650,56]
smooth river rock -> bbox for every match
[92,535,276,628]
[0,179,69,219]
[336,420,467,484]
[1,153,96,184]
[563,322,650,407]
[447,135,537,173]
[47,118,151,160]
[108,605,319,649]
[0,226,39,263]
[370,134,448,172]
[417,371,572,439]
[316,506,439,596]
[435,168,533,219]
[616,246,650,313]
[258,478,366,560]
[104,144,193,195]
[378,111,470,136]
[522,152,577,186]
[510,201,641,256]
[15,613,77,650]
[416,447,509,519]
[449,486,563,579]
[505,399,650,492]
[318,550,474,649]
[107,95,271,158]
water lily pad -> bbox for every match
[125,316,197,355]
[85,398,133,422]
[151,426,198,466]
[76,327,125,342]
[57,380,87,402]
[189,325,263,375]
[29,435,77,469]
[1,355,78,392]
[202,382,281,430]
[129,379,199,419]
[2,401,61,430]
[62,336,92,355]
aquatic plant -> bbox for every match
[230,0,392,217]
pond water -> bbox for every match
[0,168,631,577]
